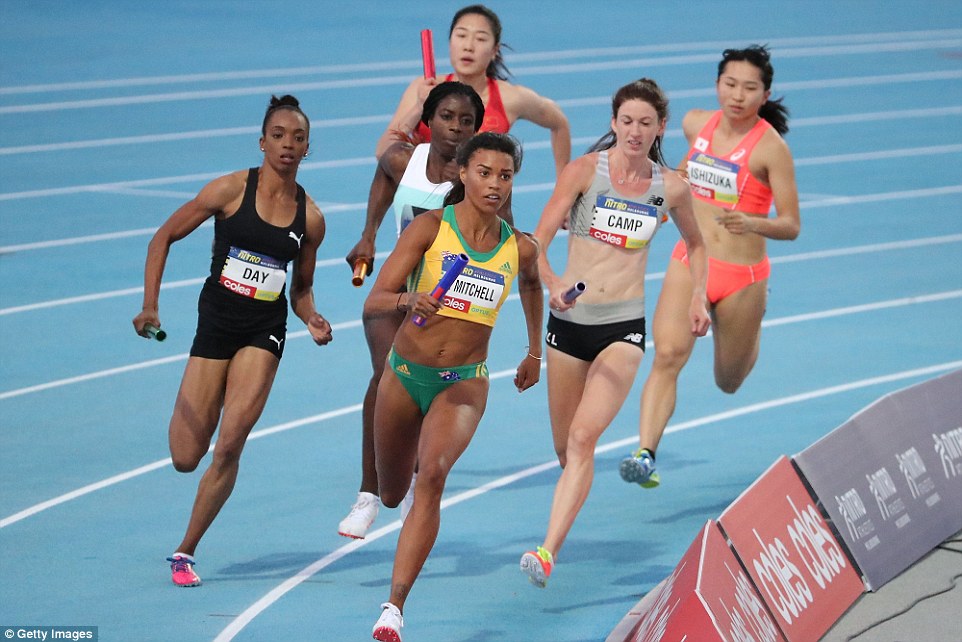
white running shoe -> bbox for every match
[400,473,417,522]
[372,602,403,641]
[338,491,379,539]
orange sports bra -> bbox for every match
[415,75,510,141]
[686,111,773,215]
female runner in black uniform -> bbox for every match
[133,95,332,587]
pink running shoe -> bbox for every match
[167,554,201,587]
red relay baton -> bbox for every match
[420,29,436,79]
[412,253,469,327]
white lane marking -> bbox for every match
[3,37,960,114]
[211,361,962,641]
[6,30,958,95]
[2,294,960,529]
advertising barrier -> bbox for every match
[718,457,864,642]
[794,369,962,590]
[623,521,784,642]
[610,371,959,641]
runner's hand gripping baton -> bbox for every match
[412,253,469,327]
[562,281,587,304]
[352,260,367,287]
[144,323,167,341]
[420,29,436,79]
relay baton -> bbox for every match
[352,259,367,287]
[144,323,167,342]
[562,281,586,304]
[420,29,436,79]
[412,253,469,327]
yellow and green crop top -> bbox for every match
[407,205,518,327]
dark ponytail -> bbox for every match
[443,178,466,208]
[759,98,790,136]
[718,45,789,135]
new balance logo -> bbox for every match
[289,232,304,248]
[269,334,284,349]
[498,261,513,274]
[623,333,644,344]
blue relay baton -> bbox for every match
[412,253,470,327]
[562,281,586,304]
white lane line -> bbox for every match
[0,202,369,253]
[0,156,376,202]
[0,292,959,531]
[0,226,184,253]
[3,133,959,204]
[6,30,958,95]
[795,144,962,166]
[3,179,960,313]
[3,37,960,114]
[0,319,360,401]
[0,116,390,155]
[3,82,959,155]
[0,251,390,314]
[1,252,960,401]
[210,360,962,641]
[0,404,363,530]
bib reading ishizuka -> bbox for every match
[219,246,287,301]
[687,152,739,206]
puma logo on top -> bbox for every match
[289,232,304,249]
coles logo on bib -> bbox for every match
[219,246,287,301]
[589,195,660,249]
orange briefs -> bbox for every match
[671,239,770,304]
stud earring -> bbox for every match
[260,147,265,151]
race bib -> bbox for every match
[589,195,660,249]
[687,152,739,206]
[442,262,506,321]
[219,246,287,301]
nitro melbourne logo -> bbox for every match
[933,427,962,478]
[835,489,870,541]
[896,447,934,499]
[866,467,903,521]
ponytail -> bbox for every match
[759,97,790,136]
[443,180,466,207]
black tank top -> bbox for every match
[205,167,307,308]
